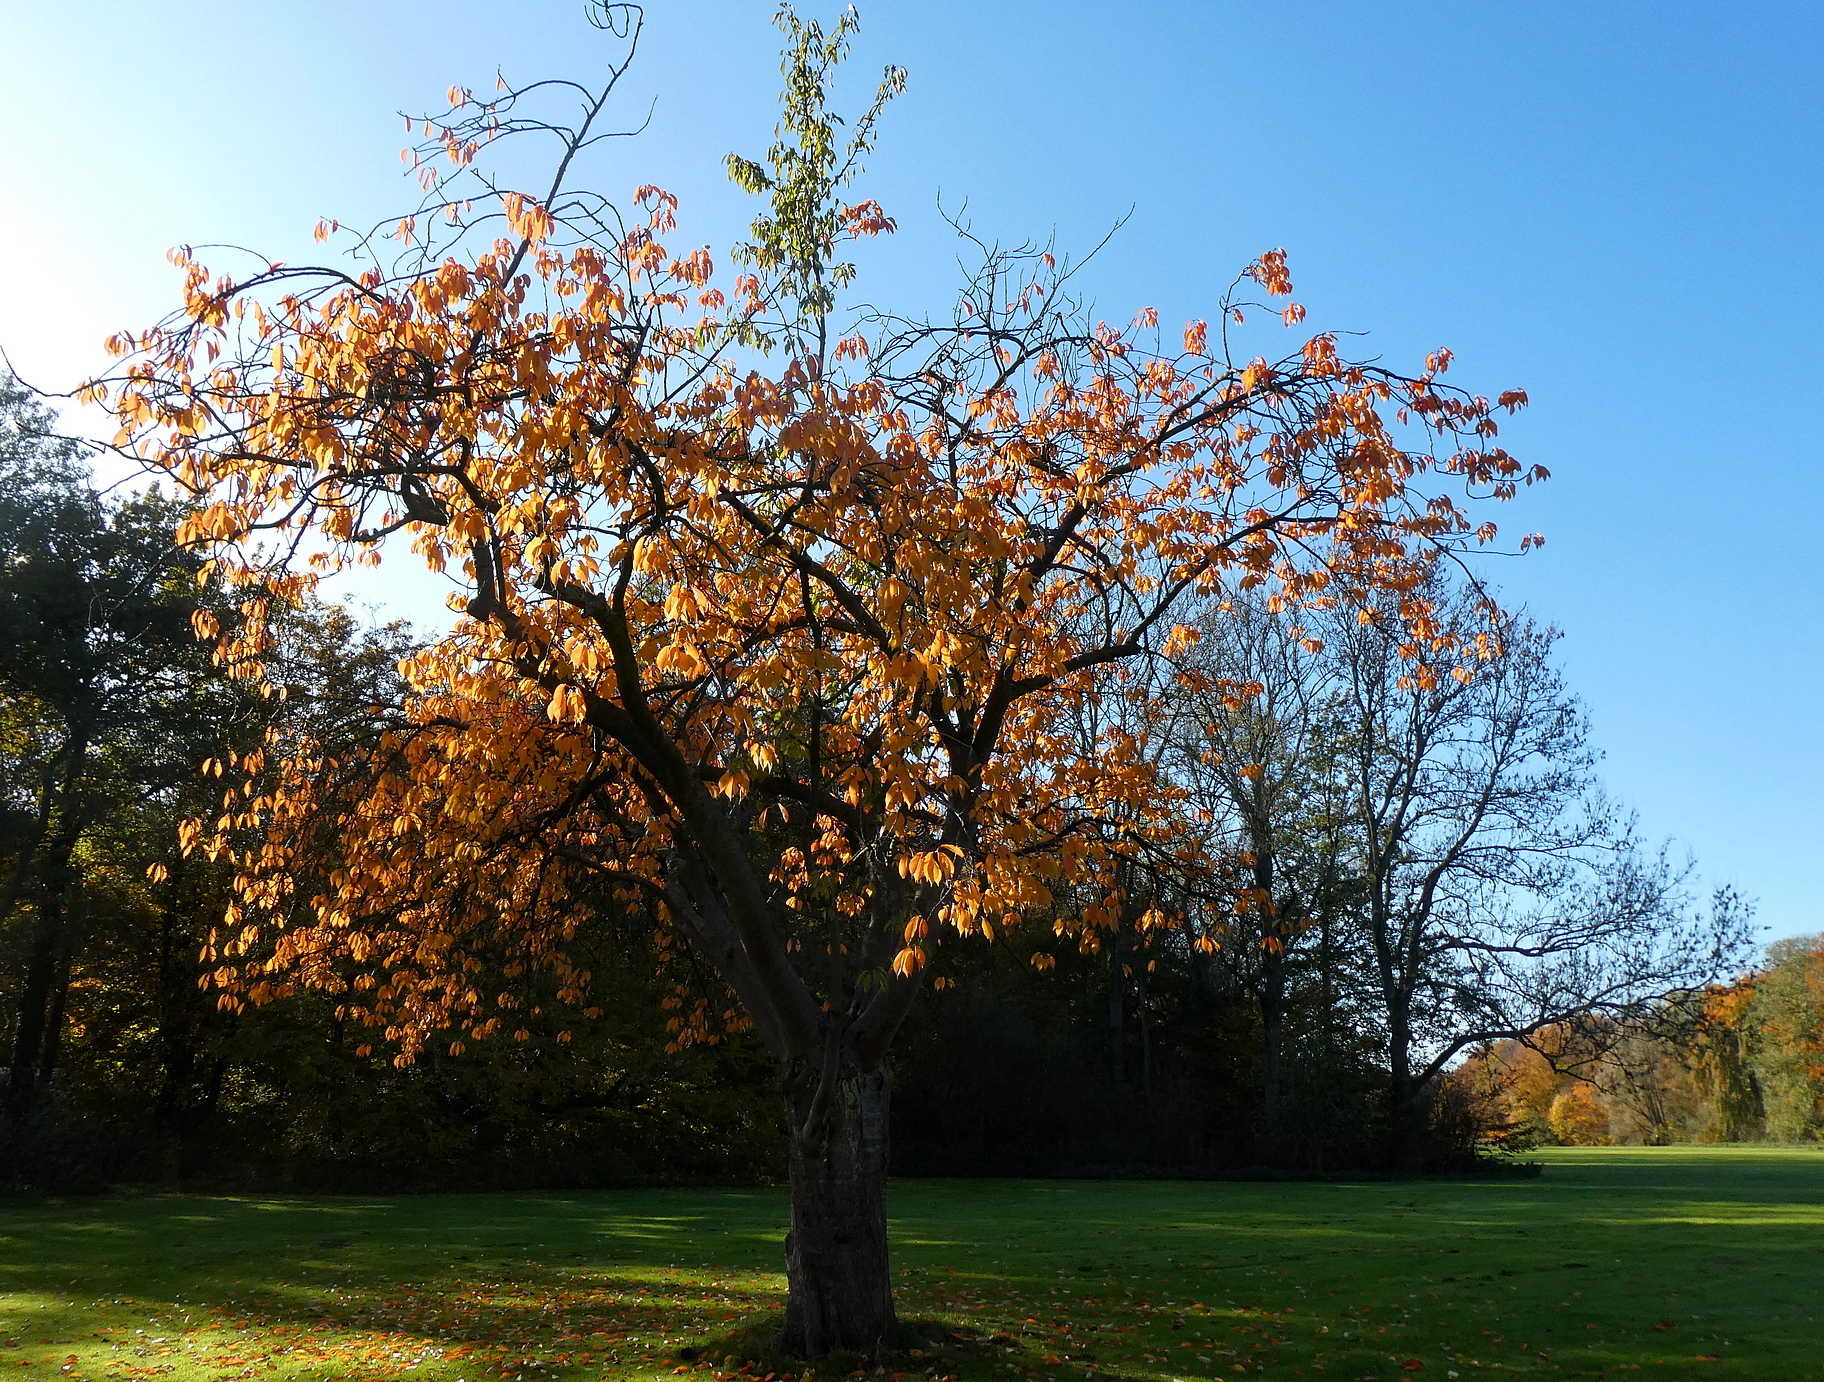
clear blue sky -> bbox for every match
[4,2,1818,943]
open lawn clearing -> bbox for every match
[2,1146,1819,1382]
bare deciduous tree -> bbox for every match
[1318,584,1752,1167]
[1165,579,1754,1168]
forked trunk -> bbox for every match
[779,1062,897,1358]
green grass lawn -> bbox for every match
[2,1146,1819,1382]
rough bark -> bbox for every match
[779,1061,897,1358]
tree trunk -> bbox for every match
[1245,820,1285,1159]
[1136,958,1152,1099]
[779,1061,897,1358]
[36,928,74,1090]
[0,772,51,930]
[6,906,61,1122]
[1107,924,1125,1089]
[1256,949,1286,1158]
[152,1014,201,1135]
[1386,1013,1428,1173]
[152,863,204,1137]
[1318,912,1335,1051]
[5,833,80,1124]
[5,730,88,1126]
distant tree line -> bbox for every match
[1,375,1795,1191]
[1465,935,1824,1148]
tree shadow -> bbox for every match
[0,1191,1164,1382]
[697,1314,1162,1382]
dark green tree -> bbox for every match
[0,378,226,1123]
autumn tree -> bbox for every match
[1743,935,1824,1141]
[1546,1079,1611,1145]
[86,597,416,1159]
[1685,981,1767,1141]
[1461,1035,1562,1144]
[1531,938,1822,1148]
[96,6,1540,1352]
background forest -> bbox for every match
[2,373,1813,1193]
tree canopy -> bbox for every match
[89,4,1553,1353]
[97,8,1538,1068]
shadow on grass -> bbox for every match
[9,1163,1824,1382]
[110,1276,1149,1382]
[696,1313,1161,1382]
[0,1193,1154,1382]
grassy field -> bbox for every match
[2,1147,1819,1382]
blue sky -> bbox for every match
[3,1,1818,943]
